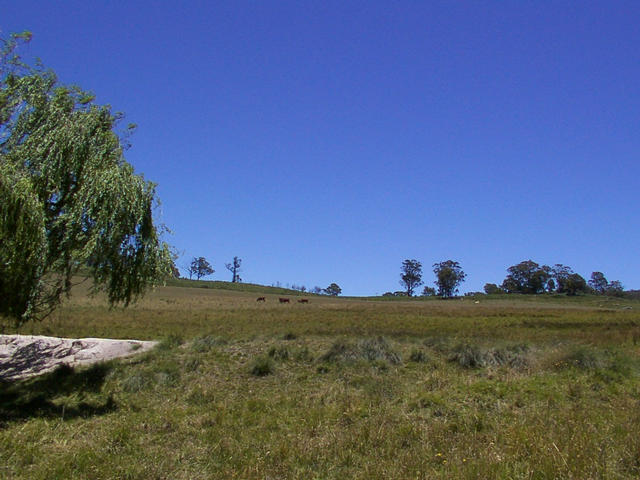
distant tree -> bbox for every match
[225,256,242,283]
[0,32,171,324]
[588,272,609,294]
[606,280,624,297]
[422,286,436,296]
[400,259,423,297]
[564,273,588,295]
[501,260,551,294]
[189,257,214,280]
[310,286,323,294]
[433,260,466,297]
[550,264,574,293]
[324,283,342,296]
[483,283,503,295]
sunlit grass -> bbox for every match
[1,283,639,479]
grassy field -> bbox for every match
[1,281,639,479]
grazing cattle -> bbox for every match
[279,297,290,304]
[298,299,309,304]
[256,297,266,302]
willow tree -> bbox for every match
[0,32,172,324]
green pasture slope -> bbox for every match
[1,281,640,479]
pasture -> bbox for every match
[1,282,639,479]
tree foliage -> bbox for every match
[564,273,588,296]
[422,286,436,296]
[0,32,171,323]
[189,257,214,280]
[433,260,466,297]
[550,264,574,293]
[399,259,423,297]
[324,283,342,296]
[606,280,624,297]
[483,283,503,295]
[588,271,608,294]
[501,260,550,294]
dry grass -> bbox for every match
[1,283,639,479]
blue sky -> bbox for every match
[4,1,639,295]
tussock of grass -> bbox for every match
[267,345,290,361]
[292,345,313,362]
[121,371,153,393]
[190,334,226,352]
[157,334,183,350]
[184,357,200,372]
[449,343,530,369]
[554,347,637,383]
[558,346,606,370]
[320,336,402,365]
[409,348,431,363]
[250,356,275,376]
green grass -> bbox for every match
[1,283,639,478]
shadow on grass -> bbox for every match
[0,363,116,425]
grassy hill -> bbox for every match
[165,277,313,296]
[1,285,639,479]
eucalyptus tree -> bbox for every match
[189,257,214,280]
[0,32,172,324]
[324,283,342,296]
[433,260,466,297]
[400,259,423,297]
[588,271,608,294]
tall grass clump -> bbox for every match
[320,336,401,365]
[556,347,637,383]
[557,346,606,370]
[191,335,226,353]
[121,371,154,393]
[409,348,430,363]
[157,334,183,351]
[250,356,275,376]
[449,343,530,369]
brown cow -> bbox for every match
[256,297,266,302]
[298,299,309,304]
[279,298,290,304]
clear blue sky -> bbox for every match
[4,1,639,295]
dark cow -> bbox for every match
[279,297,290,304]
[256,297,266,302]
[298,299,309,304]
